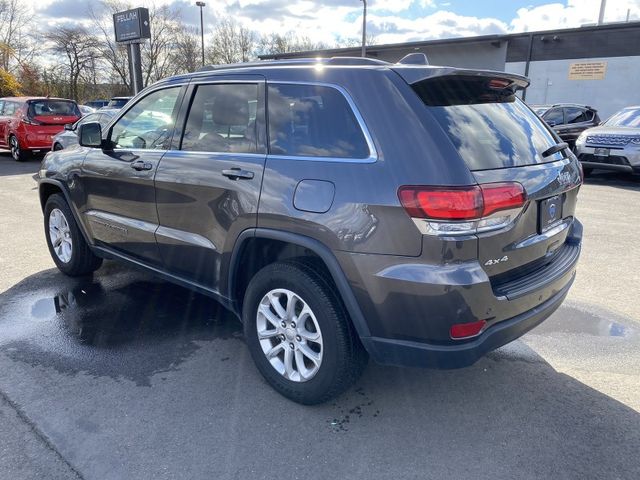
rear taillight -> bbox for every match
[21,115,42,126]
[398,182,526,235]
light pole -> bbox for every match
[196,1,206,66]
[361,0,367,57]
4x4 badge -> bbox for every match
[485,256,509,266]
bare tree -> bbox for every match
[0,0,36,72]
[206,18,257,65]
[142,4,183,85]
[256,32,330,57]
[172,26,201,73]
[90,0,131,89]
[45,26,101,100]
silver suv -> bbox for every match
[575,106,640,176]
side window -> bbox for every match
[3,102,17,116]
[77,113,99,127]
[98,114,113,128]
[565,107,588,124]
[543,108,564,126]
[267,84,370,159]
[181,83,259,153]
[110,87,181,150]
[0,101,4,114]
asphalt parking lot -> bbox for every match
[1,152,639,479]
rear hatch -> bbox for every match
[398,69,582,294]
[27,99,81,127]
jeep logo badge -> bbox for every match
[557,171,571,186]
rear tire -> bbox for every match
[243,260,367,405]
[44,194,103,276]
[9,135,30,162]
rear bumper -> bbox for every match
[338,219,582,368]
[361,276,572,368]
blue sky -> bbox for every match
[436,1,553,22]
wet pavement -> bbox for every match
[1,155,640,479]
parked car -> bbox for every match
[79,105,96,116]
[0,96,81,161]
[51,110,116,151]
[100,96,132,110]
[84,99,109,109]
[37,57,583,404]
[532,103,600,148]
[574,105,640,176]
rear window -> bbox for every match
[28,100,80,117]
[267,84,370,159]
[107,98,129,108]
[604,108,640,128]
[413,76,563,171]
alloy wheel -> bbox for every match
[49,208,73,263]
[256,289,323,382]
[10,136,20,161]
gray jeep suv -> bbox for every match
[37,57,583,404]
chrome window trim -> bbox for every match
[163,150,265,159]
[266,81,378,164]
[105,82,188,140]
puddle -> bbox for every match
[532,304,632,338]
[0,268,243,385]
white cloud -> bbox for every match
[510,0,640,32]
[29,0,640,49]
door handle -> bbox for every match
[131,160,153,171]
[222,168,254,180]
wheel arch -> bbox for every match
[39,179,93,246]
[227,228,371,340]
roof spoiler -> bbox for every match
[392,66,530,90]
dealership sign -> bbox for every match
[113,7,151,43]
[568,62,607,80]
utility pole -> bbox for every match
[598,0,607,25]
[196,1,206,66]
[361,0,367,57]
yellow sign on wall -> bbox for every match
[568,62,607,80]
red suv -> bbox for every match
[0,97,81,161]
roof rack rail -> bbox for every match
[196,56,388,72]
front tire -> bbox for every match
[44,194,103,276]
[9,135,30,162]
[243,260,367,405]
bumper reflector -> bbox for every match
[450,320,487,339]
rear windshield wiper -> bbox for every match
[541,142,569,158]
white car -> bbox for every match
[574,106,640,176]
[51,110,116,151]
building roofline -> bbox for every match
[259,21,640,60]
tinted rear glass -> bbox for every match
[267,84,370,159]
[28,100,80,117]
[108,98,130,108]
[413,76,563,171]
[604,108,640,128]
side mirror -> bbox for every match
[78,122,102,148]
[64,123,75,131]
[547,121,556,127]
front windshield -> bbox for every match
[604,108,640,128]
